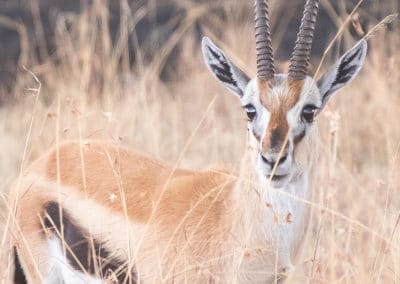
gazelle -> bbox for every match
[7,0,367,283]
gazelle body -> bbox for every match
[7,0,367,283]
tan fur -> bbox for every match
[8,141,248,282]
[8,139,315,283]
[43,142,210,223]
[6,75,316,283]
[7,137,313,283]
[7,75,310,283]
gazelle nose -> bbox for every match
[261,154,288,168]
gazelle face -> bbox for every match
[202,37,367,188]
[241,76,321,187]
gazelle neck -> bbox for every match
[229,139,314,274]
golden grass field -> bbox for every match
[0,1,399,283]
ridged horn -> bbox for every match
[254,0,274,82]
[288,0,320,81]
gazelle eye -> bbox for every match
[301,105,318,123]
[244,104,256,121]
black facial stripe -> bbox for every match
[294,129,306,145]
[44,202,137,283]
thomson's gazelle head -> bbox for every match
[202,0,367,188]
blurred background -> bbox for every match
[0,0,398,102]
[0,0,399,283]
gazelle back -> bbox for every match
[8,0,367,283]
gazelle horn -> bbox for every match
[288,0,320,81]
[254,0,275,83]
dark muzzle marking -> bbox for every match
[270,127,283,150]
[43,202,137,283]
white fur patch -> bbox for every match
[45,237,102,284]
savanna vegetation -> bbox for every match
[0,0,399,282]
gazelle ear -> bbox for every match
[317,39,367,109]
[202,37,250,97]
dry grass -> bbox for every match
[0,0,399,283]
